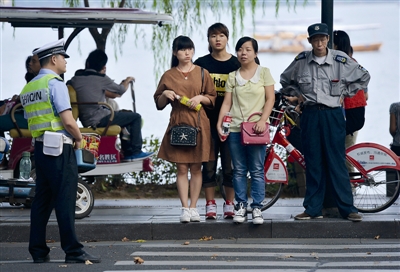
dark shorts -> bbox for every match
[202,128,233,188]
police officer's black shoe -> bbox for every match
[33,254,50,263]
[65,252,101,263]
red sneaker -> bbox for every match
[205,200,217,219]
[223,200,235,219]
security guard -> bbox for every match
[280,23,370,222]
[20,39,100,263]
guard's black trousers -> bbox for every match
[300,106,358,218]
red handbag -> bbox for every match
[240,112,270,145]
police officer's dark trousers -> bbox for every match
[29,142,84,259]
[300,106,358,218]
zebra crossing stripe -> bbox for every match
[130,251,400,258]
[138,243,400,250]
[114,260,400,267]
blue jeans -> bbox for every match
[228,132,266,209]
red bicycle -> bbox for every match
[259,99,400,212]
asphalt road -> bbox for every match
[1,238,399,272]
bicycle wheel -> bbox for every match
[260,182,284,211]
[75,179,94,219]
[352,168,400,213]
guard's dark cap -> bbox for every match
[33,39,70,60]
[308,23,329,38]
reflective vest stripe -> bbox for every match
[25,108,53,118]
[30,121,64,131]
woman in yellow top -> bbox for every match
[217,37,275,225]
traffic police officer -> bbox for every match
[20,39,100,263]
[280,23,370,222]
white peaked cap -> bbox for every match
[33,38,70,60]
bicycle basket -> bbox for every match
[270,108,284,127]
[81,133,101,159]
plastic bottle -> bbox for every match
[19,151,31,180]
[221,112,232,140]
[176,95,202,111]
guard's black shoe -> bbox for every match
[33,254,50,263]
[347,212,363,222]
[294,212,323,220]
[65,252,101,263]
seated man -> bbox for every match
[68,49,153,161]
[0,54,41,169]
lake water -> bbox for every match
[0,1,399,148]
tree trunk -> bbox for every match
[83,0,125,51]
[88,28,109,51]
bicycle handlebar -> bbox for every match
[129,80,136,113]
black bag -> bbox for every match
[345,107,365,135]
[170,125,198,146]
[169,68,204,147]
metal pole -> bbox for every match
[321,0,334,49]
[321,0,337,211]
[58,27,65,80]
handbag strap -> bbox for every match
[196,67,203,129]
[234,71,245,122]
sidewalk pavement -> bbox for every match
[0,198,399,242]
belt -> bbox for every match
[304,104,339,110]
[35,134,74,145]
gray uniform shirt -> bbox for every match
[69,69,126,127]
[280,48,370,108]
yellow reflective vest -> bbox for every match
[20,74,65,138]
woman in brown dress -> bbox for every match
[154,36,216,223]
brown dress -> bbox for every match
[154,65,216,163]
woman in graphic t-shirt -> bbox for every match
[194,23,241,220]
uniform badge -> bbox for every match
[315,26,320,30]
[334,55,347,63]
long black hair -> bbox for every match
[333,30,352,56]
[170,36,195,68]
[207,22,229,53]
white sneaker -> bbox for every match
[233,203,247,223]
[252,208,264,225]
[205,200,217,219]
[223,201,235,219]
[180,208,190,223]
[190,208,200,222]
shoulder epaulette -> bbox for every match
[295,51,307,61]
[334,55,347,64]
[357,65,368,73]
